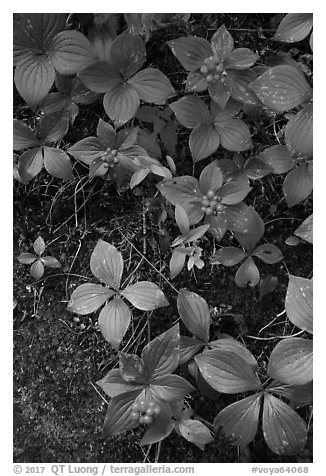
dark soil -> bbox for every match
[13,13,313,463]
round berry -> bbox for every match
[200,65,208,74]
[201,206,206,211]
[206,74,214,83]
[154,405,161,415]
[205,207,214,215]
[111,149,117,156]
[202,198,210,207]
[215,64,224,73]
[113,157,120,164]
[215,203,225,212]
[131,402,140,411]
[130,411,140,420]
[207,190,215,199]
[143,415,153,425]
[210,200,217,208]
[204,56,213,65]
[103,163,110,169]
[146,407,155,416]
[138,400,147,412]
[214,73,221,81]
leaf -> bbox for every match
[177,289,211,342]
[103,83,140,125]
[179,336,203,365]
[175,204,190,235]
[273,13,313,43]
[252,244,283,264]
[102,390,141,437]
[18,253,36,265]
[228,69,260,105]
[13,120,39,150]
[141,324,180,379]
[259,275,279,301]
[195,349,261,393]
[88,27,113,62]
[119,353,147,384]
[42,256,61,268]
[97,369,143,398]
[190,124,220,162]
[285,275,313,333]
[140,401,175,446]
[285,103,313,157]
[224,48,259,69]
[208,78,232,109]
[269,381,313,409]
[249,65,312,112]
[211,25,234,59]
[121,282,169,311]
[168,36,212,71]
[178,419,214,450]
[283,164,312,207]
[78,60,122,93]
[48,30,96,75]
[214,394,262,448]
[32,236,45,256]
[210,247,247,266]
[110,31,146,78]
[267,338,313,386]
[150,375,195,401]
[244,158,272,180]
[14,55,55,108]
[198,161,224,193]
[262,392,307,455]
[39,112,69,144]
[170,251,186,280]
[214,118,252,152]
[294,214,313,244]
[184,224,210,244]
[226,203,262,236]
[43,147,73,180]
[68,283,115,315]
[259,145,295,174]
[30,259,44,280]
[67,137,105,165]
[130,168,150,189]
[209,336,259,369]
[129,68,175,103]
[90,240,124,290]
[169,96,210,128]
[98,297,132,349]
[18,148,44,183]
[235,256,260,287]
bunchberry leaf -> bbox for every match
[268,381,313,409]
[208,78,232,109]
[150,375,195,401]
[18,148,44,183]
[109,31,146,79]
[179,336,204,365]
[170,250,186,279]
[198,161,223,192]
[259,145,295,174]
[214,393,262,448]
[249,65,312,112]
[228,69,260,105]
[177,289,211,342]
[33,236,46,255]
[68,283,116,315]
[294,214,313,244]
[97,369,144,398]
[98,296,132,350]
[130,168,150,189]
[168,36,212,71]
[30,259,44,280]
[175,205,190,235]
[243,158,272,180]
[169,96,211,128]
[119,353,147,384]
[195,349,261,393]
[259,275,279,301]
[214,118,252,151]
[285,103,313,157]
[234,207,265,251]
[273,13,313,43]
[13,120,40,150]
[211,25,234,59]
[67,137,105,165]
[103,83,140,125]
[140,401,175,446]
[224,48,259,70]
[252,244,283,264]
[262,392,307,455]
[283,164,312,207]
[78,61,122,93]
[178,419,214,450]
[183,224,210,244]
[210,247,247,267]
[102,390,142,437]
[121,282,169,311]
[17,253,37,265]
[190,124,220,162]
[96,119,116,146]
[90,240,123,290]
[267,337,313,386]
[42,256,61,268]
[141,324,180,378]
[87,26,113,62]
[285,275,313,333]
[128,68,175,103]
[235,256,260,287]
[47,30,96,75]
[208,337,259,370]
[39,111,69,144]
[43,147,74,180]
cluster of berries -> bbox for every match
[200,55,225,83]
[130,399,161,425]
[201,189,225,215]
[101,149,120,169]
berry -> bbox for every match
[210,200,217,208]
[215,203,225,212]
[202,198,210,207]
[204,56,214,65]
[215,64,224,73]
[154,405,161,415]
[146,407,155,416]
[206,74,214,83]
[214,73,221,81]
[130,411,139,420]
[131,402,140,411]
[207,189,215,199]
[200,65,208,74]
[138,400,147,412]
[205,207,214,215]
[139,414,153,425]
[103,163,110,169]
[113,157,120,164]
